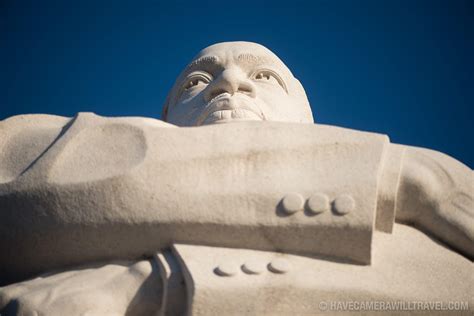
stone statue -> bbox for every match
[0,42,472,315]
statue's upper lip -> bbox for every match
[196,93,263,125]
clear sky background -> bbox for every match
[1,0,473,167]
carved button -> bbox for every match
[268,258,291,274]
[215,263,239,277]
[307,193,330,214]
[333,194,355,215]
[242,259,266,275]
[281,193,304,214]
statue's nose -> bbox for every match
[204,68,256,102]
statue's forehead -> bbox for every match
[197,42,275,59]
[185,42,291,74]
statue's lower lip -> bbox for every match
[198,96,263,125]
[202,109,262,125]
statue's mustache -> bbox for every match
[196,93,265,126]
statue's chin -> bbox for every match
[202,109,263,125]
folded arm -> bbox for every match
[1,113,387,284]
[378,143,473,259]
[393,145,473,259]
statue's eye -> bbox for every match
[252,70,287,93]
[183,75,211,90]
[254,71,273,81]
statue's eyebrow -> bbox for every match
[237,53,273,66]
[185,55,219,71]
[237,53,287,78]
[236,53,270,65]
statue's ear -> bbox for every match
[292,78,314,123]
[161,101,169,121]
[161,93,171,122]
[292,78,305,96]
[162,75,183,122]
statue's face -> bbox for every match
[163,42,313,126]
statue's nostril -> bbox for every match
[239,85,253,95]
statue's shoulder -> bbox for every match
[0,114,72,153]
[0,113,71,130]
[0,112,174,184]
[310,123,389,142]
[0,112,176,130]
[0,112,176,147]
[0,114,75,155]
[0,114,71,183]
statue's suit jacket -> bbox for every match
[0,113,398,284]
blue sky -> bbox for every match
[1,0,473,167]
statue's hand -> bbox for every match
[396,146,474,259]
[0,259,162,316]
